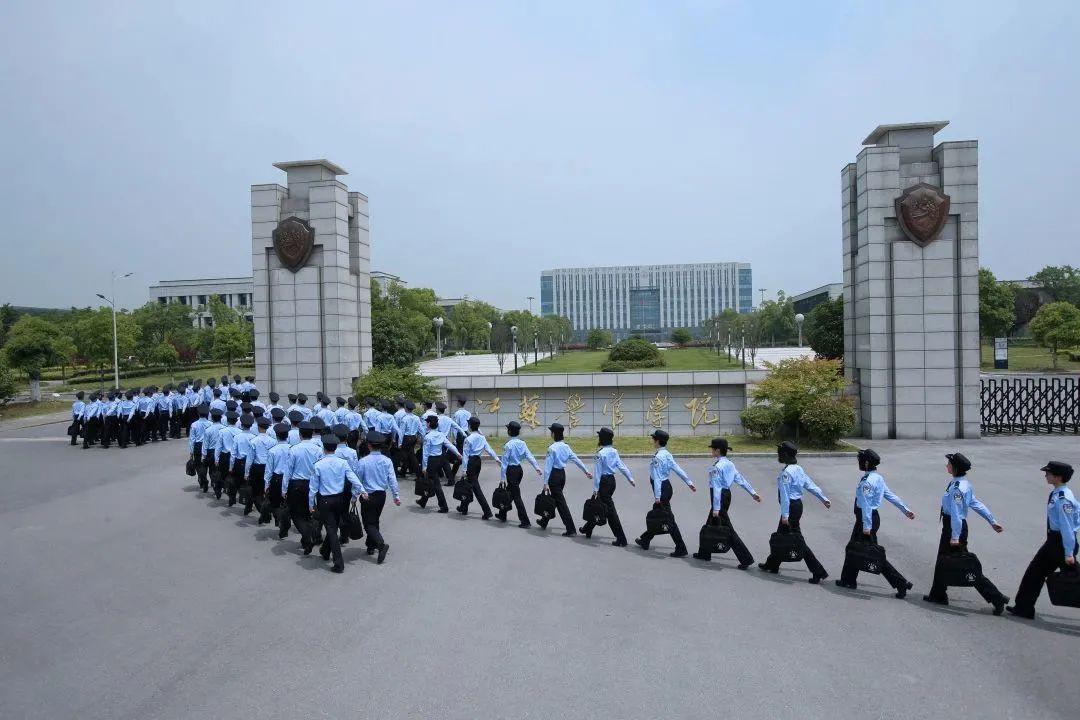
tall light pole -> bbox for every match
[758,288,767,306]
[433,316,444,359]
[96,270,133,390]
[486,321,493,353]
[510,325,519,373]
[795,313,805,347]
[526,296,534,314]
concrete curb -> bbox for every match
[0,412,72,432]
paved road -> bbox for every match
[1,420,1078,719]
[418,352,553,377]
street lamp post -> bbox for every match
[486,321,492,353]
[433,316,444,359]
[795,313,805,347]
[533,333,539,365]
[96,270,133,390]
[510,326,519,373]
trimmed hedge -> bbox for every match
[64,361,254,384]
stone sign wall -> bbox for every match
[439,370,764,438]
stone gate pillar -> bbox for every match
[251,160,372,398]
[842,122,980,440]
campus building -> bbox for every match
[148,277,254,328]
[540,262,752,342]
[792,283,842,315]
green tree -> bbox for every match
[0,303,20,347]
[52,335,79,382]
[979,268,1016,339]
[750,356,846,435]
[449,299,491,351]
[353,364,440,402]
[372,303,421,367]
[132,301,193,349]
[804,296,844,360]
[1029,301,1080,369]
[3,316,60,401]
[537,315,572,353]
[670,328,692,346]
[586,329,613,350]
[72,308,139,391]
[1030,265,1080,307]
[757,292,795,346]
[213,322,251,375]
[0,358,17,406]
[147,342,181,379]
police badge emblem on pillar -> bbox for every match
[272,216,315,272]
[894,183,951,247]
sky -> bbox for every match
[1,1,1077,312]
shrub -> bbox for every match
[586,329,614,350]
[0,359,17,406]
[751,357,846,426]
[600,360,627,373]
[740,403,783,439]
[670,328,692,346]
[353,364,440,402]
[800,395,856,447]
[609,337,663,367]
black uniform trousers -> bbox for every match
[192,442,208,490]
[246,463,266,514]
[450,434,465,480]
[539,468,575,533]
[286,479,315,550]
[583,474,626,543]
[82,417,100,448]
[762,499,827,576]
[117,417,131,448]
[639,479,686,553]
[217,452,232,501]
[928,515,1007,604]
[268,473,289,537]
[100,415,114,448]
[1012,531,1078,612]
[460,456,492,517]
[169,410,181,438]
[131,414,144,446]
[362,490,387,550]
[839,506,908,590]
[400,435,419,478]
[157,411,170,441]
[316,491,348,569]
[420,455,450,510]
[696,488,753,564]
[498,465,530,526]
[69,418,81,445]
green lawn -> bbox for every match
[0,400,71,423]
[508,434,855,456]
[980,343,1080,373]
[519,348,743,374]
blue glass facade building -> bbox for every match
[540,262,752,341]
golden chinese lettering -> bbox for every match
[646,393,669,428]
[601,391,625,428]
[564,393,585,429]
[476,396,501,414]
[519,394,541,428]
[685,393,719,429]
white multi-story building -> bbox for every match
[540,262,752,341]
[148,277,255,328]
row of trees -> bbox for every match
[0,298,253,401]
[980,264,1080,368]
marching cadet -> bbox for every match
[759,441,831,582]
[458,417,499,519]
[498,421,542,527]
[209,388,227,414]
[81,393,101,449]
[188,404,211,492]
[155,386,172,442]
[266,391,283,416]
[264,423,293,536]
[248,389,265,415]
[345,398,368,453]
[419,413,460,513]
[232,415,255,511]
[285,393,300,417]
[219,411,242,506]
[540,422,593,536]
[294,393,312,421]
[169,384,185,439]
[692,438,759,566]
[70,391,85,446]
[634,429,694,556]
[420,400,436,421]
[118,390,137,449]
[396,401,422,478]
[1008,461,1079,619]
[308,431,364,573]
[134,387,151,445]
[100,392,117,449]
[331,424,360,546]
[202,379,215,406]
[450,396,472,480]
[923,452,1009,614]
[244,416,274,516]
[334,396,350,425]
[357,430,401,564]
[183,382,200,432]
[282,421,324,554]
[362,397,381,430]
[391,398,408,474]
[581,427,635,546]
[202,408,225,498]
[286,411,304,445]
[315,397,336,428]
[834,449,915,597]
[435,401,469,485]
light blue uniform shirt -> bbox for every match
[397,413,421,443]
[281,439,323,494]
[171,393,186,413]
[452,408,472,439]
[316,407,337,427]
[437,413,469,439]
[373,411,398,437]
[594,446,633,491]
[422,430,460,470]
[103,399,119,417]
[189,418,210,451]
[233,432,253,468]
[265,440,292,489]
[544,441,589,482]
[118,398,137,421]
[335,444,361,475]
[363,407,381,429]
[778,464,829,519]
[358,450,400,499]
[708,457,756,511]
[287,427,301,446]
[345,409,367,433]
[648,448,693,500]
[334,406,350,423]
[940,477,996,540]
[500,438,541,480]
[219,425,241,461]
[855,471,910,531]
[1048,486,1080,558]
[462,432,499,461]
[308,455,363,507]
[250,432,274,468]
[156,394,172,414]
[72,400,85,419]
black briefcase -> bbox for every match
[646,507,674,535]
[238,483,251,505]
[346,503,365,540]
[1046,569,1080,608]
[67,422,78,437]
[939,550,982,587]
[453,478,473,503]
[699,523,732,554]
[582,497,608,526]
[258,497,274,524]
[491,484,513,513]
[769,531,804,563]
[845,539,887,575]
[534,492,556,520]
[415,473,434,498]
[185,458,197,477]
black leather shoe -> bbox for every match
[895,581,913,599]
[993,598,1008,616]
[481,514,492,520]
[809,574,828,584]
[922,595,948,606]
[320,549,331,561]
[757,563,777,574]
[835,580,856,589]
[612,539,627,547]
[670,550,688,558]
[331,565,344,574]
[634,538,649,551]
[737,562,752,570]
[692,552,710,561]
[1006,605,1035,619]
[561,530,577,537]
[377,543,389,564]
[437,507,449,514]
[518,522,531,528]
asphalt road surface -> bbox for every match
[1,421,1078,720]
